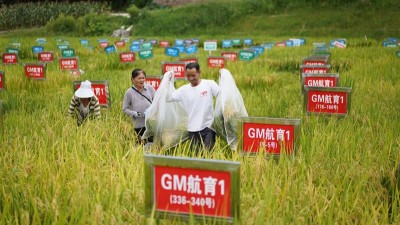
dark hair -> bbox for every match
[185,62,200,72]
[131,68,146,79]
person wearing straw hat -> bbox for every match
[67,80,101,126]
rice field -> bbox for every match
[0,34,400,224]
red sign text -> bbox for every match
[242,123,295,154]
[207,57,225,68]
[306,89,348,115]
[2,53,18,64]
[60,58,78,70]
[154,166,231,218]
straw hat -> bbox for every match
[75,80,95,98]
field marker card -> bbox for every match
[301,73,339,94]
[300,64,331,74]
[238,50,255,61]
[144,154,240,224]
[207,56,225,68]
[61,48,75,57]
[57,44,69,51]
[237,117,301,156]
[185,45,198,54]
[159,40,170,47]
[302,55,330,65]
[165,47,180,57]
[119,52,135,63]
[73,80,110,108]
[32,45,44,55]
[139,49,153,59]
[145,76,162,91]
[162,62,186,79]
[6,47,19,55]
[0,71,5,91]
[221,52,238,61]
[2,53,18,65]
[179,57,198,64]
[38,51,54,63]
[59,57,79,70]
[115,40,125,48]
[304,86,352,116]
[24,63,46,80]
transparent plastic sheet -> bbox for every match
[142,71,189,149]
[213,68,248,150]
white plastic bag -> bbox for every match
[142,71,188,148]
[213,68,248,150]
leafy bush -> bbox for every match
[127,5,140,21]
[46,14,76,34]
[75,13,130,36]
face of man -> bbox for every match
[186,67,200,87]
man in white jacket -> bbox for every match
[167,62,220,155]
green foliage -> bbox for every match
[134,1,240,35]
[131,0,153,9]
[46,14,76,34]
[75,13,130,36]
[129,0,400,38]
[127,4,141,22]
[0,2,110,31]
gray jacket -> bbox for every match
[122,84,155,128]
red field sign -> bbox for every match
[162,62,186,79]
[144,154,240,223]
[73,80,110,108]
[221,52,238,61]
[238,118,300,155]
[301,73,339,94]
[2,53,18,64]
[115,41,125,48]
[99,41,109,48]
[179,57,198,64]
[302,57,329,65]
[145,76,161,91]
[60,57,78,70]
[0,71,4,90]
[154,166,231,217]
[160,40,169,47]
[24,63,46,79]
[300,64,331,74]
[120,52,135,63]
[207,56,225,68]
[304,86,352,116]
[38,52,54,63]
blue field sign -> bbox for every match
[105,45,116,54]
[32,46,44,54]
[185,45,198,54]
[165,47,180,57]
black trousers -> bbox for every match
[188,127,216,155]
[134,127,153,144]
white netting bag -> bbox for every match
[142,71,188,148]
[213,68,248,150]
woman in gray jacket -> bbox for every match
[122,68,155,144]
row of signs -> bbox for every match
[300,44,352,116]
